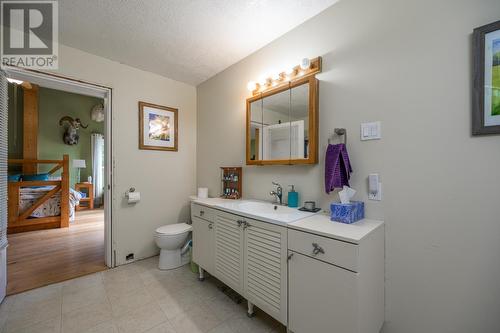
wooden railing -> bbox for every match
[7,155,70,233]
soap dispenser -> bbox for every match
[288,185,299,208]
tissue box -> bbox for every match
[330,201,365,224]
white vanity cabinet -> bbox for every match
[243,218,287,325]
[213,210,288,325]
[191,204,216,274]
[192,216,214,273]
[287,224,385,333]
[213,210,245,292]
[288,250,357,333]
[191,200,384,332]
[191,203,288,325]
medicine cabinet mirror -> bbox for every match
[246,76,318,165]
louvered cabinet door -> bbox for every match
[214,212,245,294]
[244,218,287,325]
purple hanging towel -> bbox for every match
[325,143,352,194]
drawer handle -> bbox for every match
[200,210,205,216]
[312,243,325,256]
[208,223,213,230]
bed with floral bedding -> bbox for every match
[19,186,82,220]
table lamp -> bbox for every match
[72,159,86,183]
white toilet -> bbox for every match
[154,223,192,270]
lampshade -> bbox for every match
[72,159,86,168]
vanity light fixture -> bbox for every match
[300,57,311,70]
[258,76,268,87]
[247,81,257,91]
[247,57,322,96]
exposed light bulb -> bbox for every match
[300,58,311,70]
[247,81,257,91]
[7,78,23,85]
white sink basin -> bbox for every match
[215,200,319,225]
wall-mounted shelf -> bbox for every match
[220,167,242,199]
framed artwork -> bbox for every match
[139,101,178,151]
[472,20,500,135]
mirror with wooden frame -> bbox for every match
[246,75,318,165]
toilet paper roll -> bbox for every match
[127,191,140,204]
[197,187,208,199]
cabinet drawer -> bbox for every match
[288,229,358,272]
[191,203,215,222]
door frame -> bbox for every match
[3,66,115,268]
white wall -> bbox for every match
[54,45,197,265]
[197,0,500,332]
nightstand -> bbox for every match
[75,182,94,210]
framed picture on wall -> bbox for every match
[472,20,500,135]
[139,101,178,151]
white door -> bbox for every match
[214,211,244,294]
[192,216,214,273]
[288,251,358,333]
[262,120,304,160]
[244,218,287,324]
[0,70,8,303]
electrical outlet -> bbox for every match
[368,183,382,201]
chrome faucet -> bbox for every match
[270,182,283,205]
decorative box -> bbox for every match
[330,201,365,224]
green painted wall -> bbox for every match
[37,87,104,188]
[7,83,24,173]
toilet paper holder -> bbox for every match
[125,187,136,197]
[125,187,140,204]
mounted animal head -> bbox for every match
[59,116,88,145]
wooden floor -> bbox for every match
[6,209,107,295]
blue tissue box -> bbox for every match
[330,201,365,224]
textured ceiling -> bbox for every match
[59,0,338,85]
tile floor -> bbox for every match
[0,256,286,333]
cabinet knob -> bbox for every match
[208,223,213,230]
[243,221,250,229]
[237,220,243,227]
[312,243,325,255]
[200,210,205,216]
[287,253,294,261]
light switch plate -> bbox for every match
[361,121,381,141]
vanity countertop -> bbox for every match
[189,196,233,207]
[190,196,319,225]
[288,214,384,244]
[191,196,384,243]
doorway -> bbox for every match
[2,67,113,295]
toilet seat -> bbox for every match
[155,223,192,236]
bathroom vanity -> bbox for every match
[191,198,385,333]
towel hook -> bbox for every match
[328,128,347,145]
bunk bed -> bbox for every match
[7,155,79,234]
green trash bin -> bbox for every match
[189,241,199,274]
